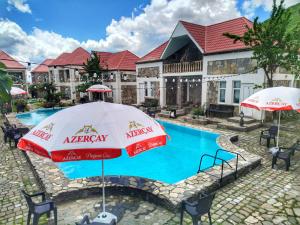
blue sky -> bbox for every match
[0,0,299,62]
[1,0,149,41]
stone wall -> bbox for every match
[206,81,218,105]
[137,67,159,78]
[273,80,291,87]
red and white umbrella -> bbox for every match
[10,87,27,96]
[87,84,112,93]
[241,86,300,147]
[18,102,167,223]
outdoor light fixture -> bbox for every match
[180,79,182,82]
[192,79,195,82]
[110,74,114,80]
[93,73,97,78]
[185,78,188,82]
[239,111,245,127]
[172,78,175,82]
[123,74,128,81]
[198,79,201,82]
[165,78,168,82]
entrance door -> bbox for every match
[241,84,262,119]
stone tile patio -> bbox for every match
[1,115,300,225]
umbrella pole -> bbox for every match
[276,111,281,148]
[102,158,106,214]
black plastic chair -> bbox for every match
[21,190,57,225]
[7,125,22,148]
[272,147,293,171]
[180,192,215,225]
[260,126,278,147]
[76,215,116,225]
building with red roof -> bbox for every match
[31,59,54,84]
[48,47,140,104]
[0,50,26,86]
[136,17,295,120]
[93,50,140,104]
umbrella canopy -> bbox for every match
[17,102,167,223]
[240,87,300,148]
[87,84,112,93]
[10,87,27,96]
[240,87,300,112]
[18,102,166,161]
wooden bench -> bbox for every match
[206,104,235,118]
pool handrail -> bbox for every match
[213,149,246,180]
[197,153,233,184]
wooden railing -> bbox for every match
[163,60,203,73]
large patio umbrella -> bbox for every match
[240,86,300,147]
[10,87,27,95]
[87,84,112,102]
[86,84,112,93]
[17,102,167,223]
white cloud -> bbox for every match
[7,0,32,14]
[1,0,242,63]
[242,0,300,18]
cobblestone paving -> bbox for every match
[1,117,300,225]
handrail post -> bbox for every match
[235,155,238,179]
[220,161,224,184]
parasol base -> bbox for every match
[93,212,117,224]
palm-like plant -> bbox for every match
[0,62,13,102]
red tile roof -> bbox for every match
[32,59,54,73]
[138,17,253,63]
[137,41,169,63]
[0,50,26,69]
[50,47,90,66]
[95,50,139,71]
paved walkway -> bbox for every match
[1,117,300,224]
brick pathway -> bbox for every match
[1,117,300,224]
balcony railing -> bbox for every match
[163,60,203,74]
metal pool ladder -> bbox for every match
[197,149,246,184]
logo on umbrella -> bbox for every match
[128,121,143,130]
[63,151,81,161]
[267,98,287,106]
[126,121,153,139]
[31,123,54,141]
[75,125,98,134]
[63,125,108,144]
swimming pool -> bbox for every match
[59,120,234,184]
[17,109,234,184]
[16,108,63,126]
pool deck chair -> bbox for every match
[180,192,215,225]
[76,215,116,225]
[21,190,57,225]
[272,147,293,171]
[260,125,278,147]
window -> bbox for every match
[232,81,241,104]
[144,82,148,97]
[219,81,226,103]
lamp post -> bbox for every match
[239,111,245,127]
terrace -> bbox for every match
[1,113,300,224]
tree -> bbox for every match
[223,0,300,87]
[0,62,13,102]
[83,51,103,83]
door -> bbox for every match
[241,84,262,119]
[138,83,145,103]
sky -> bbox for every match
[0,0,299,64]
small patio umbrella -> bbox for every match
[87,84,112,101]
[240,86,300,147]
[10,87,27,96]
[17,102,167,223]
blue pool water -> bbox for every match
[59,121,234,184]
[16,108,62,126]
[17,109,234,184]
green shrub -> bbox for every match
[192,107,204,118]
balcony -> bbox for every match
[163,60,203,74]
